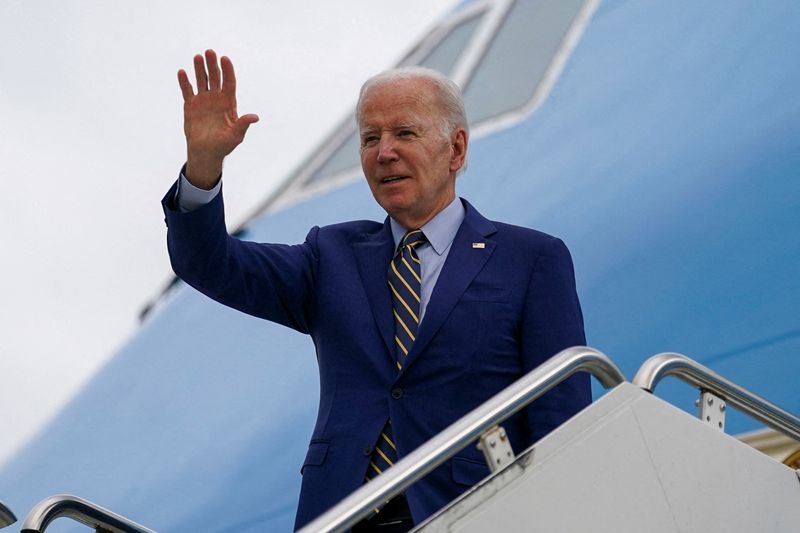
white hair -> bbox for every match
[356,66,469,140]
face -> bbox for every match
[358,78,467,229]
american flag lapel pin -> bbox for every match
[472,242,485,249]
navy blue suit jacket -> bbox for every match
[162,183,590,529]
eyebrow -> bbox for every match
[361,123,420,132]
[360,122,424,139]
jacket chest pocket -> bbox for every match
[443,287,519,370]
[459,287,510,303]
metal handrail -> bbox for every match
[0,500,15,529]
[21,494,156,533]
[298,346,626,533]
[632,352,800,442]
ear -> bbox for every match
[449,128,468,173]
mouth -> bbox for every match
[380,176,409,184]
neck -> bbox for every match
[395,195,457,230]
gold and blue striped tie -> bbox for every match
[365,229,426,483]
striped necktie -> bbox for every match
[389,229,426,369]
[365,229,427,483]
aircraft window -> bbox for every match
[463,0,585,125]
[304,131,361,187]
[303,12,486,187]
[416,12,484,75]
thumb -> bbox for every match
[235,114,260,136]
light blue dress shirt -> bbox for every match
[176,173,222,212]
[176,175,465,323]
[389,197,464,322]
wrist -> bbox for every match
[185,155,223,190]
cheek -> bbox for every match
[360,147,376,168]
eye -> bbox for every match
[361,135,378,147]
[398,130,415,138]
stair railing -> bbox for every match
[298,346,626,533]
[21,494,156,533]
[0,500,15,529]
[633,352,800,441]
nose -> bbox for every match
[376,134,398,164]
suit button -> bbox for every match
[391,388,403,400]
[363,445,373,456]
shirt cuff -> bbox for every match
[176,172,222,212]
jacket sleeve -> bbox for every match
[519,236,591,442]
[161,180,318,334]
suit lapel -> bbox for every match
[353,220,396,358]
[401,200,497,374]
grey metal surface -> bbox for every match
[417,383,800,533]
[477,425,515,473]
[298,346,625,533]
[0,500,15,528]
[21,494,156,533]
[633,353,800,441]
[698,391,726,432]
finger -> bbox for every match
[193,53,208,92]
[206,49,221,91]
[235,114,260,137]
[240,113,259,125]
[220,55,237,96]
[177,69,194,102]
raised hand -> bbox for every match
[178,49,259,189]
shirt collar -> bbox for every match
[390,196,465,256]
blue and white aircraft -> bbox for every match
[2,0,798,531]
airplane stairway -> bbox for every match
[415,381,800,532]
[302,348,800,533]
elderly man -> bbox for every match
[163,49,590,532]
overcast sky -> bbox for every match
[0,0,457,465]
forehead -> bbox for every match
[359,79,440,128]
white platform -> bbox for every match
[417,383,800,533]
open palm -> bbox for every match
[177,49,259,188]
